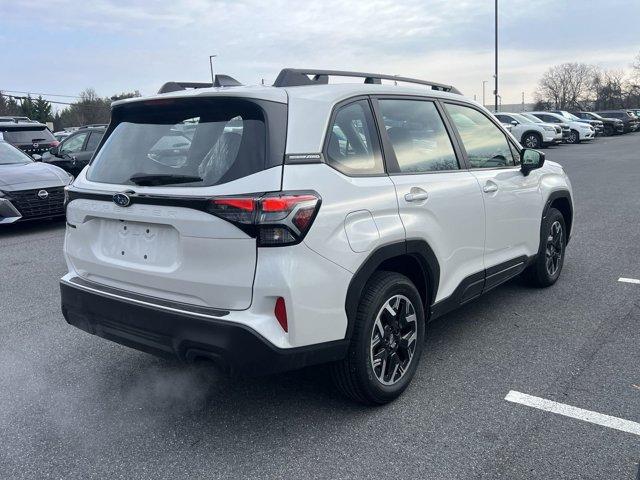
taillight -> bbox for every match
[50,140,60,147]
[207,191,321,246]
[210,197,256,223]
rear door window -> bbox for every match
[85,131,103,151]
[87,98,282,187]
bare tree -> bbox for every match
[592,69,627,109]
[535,63,595,110]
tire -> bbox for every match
[521,132,543,149]
[604,124,613,136]
[331,271,425,405]
[524,207,566,287]
[568,130,580,144]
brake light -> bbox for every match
[207,192,320,246]
[274,297,288,332]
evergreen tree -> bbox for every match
[19,96,37,119]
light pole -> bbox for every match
[209,55,217,85]
[494,0,499,113]
[482,80,488,107]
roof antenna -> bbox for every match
[261,78,265,85]
[394,75,398,86]
[209,55,217,85]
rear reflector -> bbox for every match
[274,297,288,332]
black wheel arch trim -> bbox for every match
[344,239,440,340]
[542,190,573,244]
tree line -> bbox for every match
[0,88,140,131]
[535,51,640,110]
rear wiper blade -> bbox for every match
[128,174,203,186]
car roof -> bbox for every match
[110,74,475,154]
[0,121,48,129]
[112,81,465,108]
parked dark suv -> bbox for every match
[594,110,639,133]
[570,112,624,136]
[0,122,59,157]
[41,126,105,175]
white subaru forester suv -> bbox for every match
[61,69,574,405]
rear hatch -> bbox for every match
[65,95,287,310]
[1,125,58,156]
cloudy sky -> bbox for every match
[1,0,639,106]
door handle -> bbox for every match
[483,182,498,193]
[404,187,429,202]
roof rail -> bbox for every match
[273,68,461,94]
[158,75,243,94]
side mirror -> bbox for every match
[50,145,59,155]
[32,154,42,161]
[511,120,518,126]
[521,149,545,176]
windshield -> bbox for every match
[0,142,33,165]
[1,127,56,144]
[87,98,284,187]
[510,113,534,124]
[564,112,581,121]
[521,113,542,124]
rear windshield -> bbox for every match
[1,127,56,144]
[87,97,285,187]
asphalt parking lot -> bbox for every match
[1,133,639,480]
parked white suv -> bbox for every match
[61,69,574,404]
[494,112,562,148]
[528,111,595,144]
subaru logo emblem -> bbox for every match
[37,189,49,199]
[113,192,131,207]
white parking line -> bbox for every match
[618,277,640,284]
[505,390,640,436]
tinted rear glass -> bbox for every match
[85,131,104,151]
[87,98,285,187]
[2,127,56,144]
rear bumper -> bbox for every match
[60,279,348,375]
